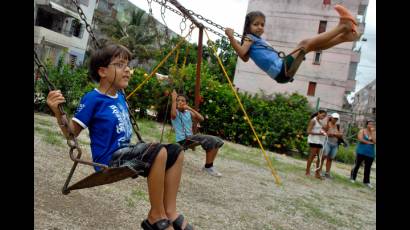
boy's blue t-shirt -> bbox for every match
[72,89,133,170]
[171,110,193,142]
[246,33,283,79]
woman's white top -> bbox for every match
[307,117,326,144]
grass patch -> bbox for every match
[131,188,148,202]
[34,126,65,147]
[34,118,54,127]
[295,197,345,227]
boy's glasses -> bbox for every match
[109,62,130,70]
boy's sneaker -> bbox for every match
[364,183,373,189]
[202,166,222,177]
[350,179,356,184]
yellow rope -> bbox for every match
[126,26,196,100]
[203,30,282,185]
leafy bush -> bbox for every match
[335,144,356,164]
[35,58,315,155]
[34,55,96,115]
[127,63,314,154]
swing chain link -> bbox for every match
[147,0,153,15]
[34,50,82,151]
[70,0,101,48]
[152,0,184,17]
[180,16,187,35]
[151,0,242,39]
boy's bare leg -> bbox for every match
[164,152,189,229]
[147,148,171,228]
[205,148,219,164]
[164,152,184,222]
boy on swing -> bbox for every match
[47,44,193,230]
[170,90,224,177]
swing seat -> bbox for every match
[285,49,306,79]
[62,166,139,195]
[181,139,201,151]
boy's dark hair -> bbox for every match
[177,94,187,101]
[241,11,265,45]
[89,43,132,82]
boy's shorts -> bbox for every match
[109,142,183,177]
[274,55,295,84]
[178,134,224,151]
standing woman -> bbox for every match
[350,120,376,188]
[319,113,343,179]
[306,110,328,179]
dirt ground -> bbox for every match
[34,113,375,230]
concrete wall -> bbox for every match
[34,0,97,64]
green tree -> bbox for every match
[95,9,158,64]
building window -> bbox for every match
[323,0,331,5]
[69,54,77,69]
[307,82,317,96]
[318,21,327,34]
[372,108,376,114]
[313,51,322,65]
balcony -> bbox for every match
[34,26,86,50]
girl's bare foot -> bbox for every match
[340,30,362,42]
[334,4,358,34]
[334,4,357,25]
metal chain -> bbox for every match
[151,0,242,39]
[34,50,80,151]
[179,16,187,35]
[152,0,184,17]
[190,11,242,39]
[70,0,101,48]
[147,0,153,15]
[160,0,170,41]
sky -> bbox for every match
[130,0,375,102]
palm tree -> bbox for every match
[95,8,160,65]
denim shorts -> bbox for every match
[323,142,338,159]
[178,134,224,151]
[109,142,183,177]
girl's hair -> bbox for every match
[89,43,132,82]
[241,11,266,45]
[366,120,375,125]
[310,109,327,119]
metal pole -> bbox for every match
[193,27,203,133]
[167,0,204,134]
[316,97,320,111]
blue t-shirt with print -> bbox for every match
[171,110,193,142]
[72,89,133,171]
[247,33,283,79]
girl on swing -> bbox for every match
[225,4,361,84]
